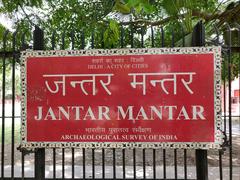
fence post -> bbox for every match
[33,25,45,180]
[192,21,208,180]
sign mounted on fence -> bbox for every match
[21,47,222,149]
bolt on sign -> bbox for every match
[20,47,222,149]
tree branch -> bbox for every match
[119,11,213,26]
[119,4,240,27]
[18,3,37,27]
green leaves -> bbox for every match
[1,0,43,12]
[113,0,131,14]
[161,0,178,15]
[142,3,155,14]
[104,19,120,48]
[113,0,155,14]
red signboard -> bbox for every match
[234,90,240,97]
[21,47,222,149]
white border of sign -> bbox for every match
[20,47,223,149]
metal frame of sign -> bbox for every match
[20,47,222,149]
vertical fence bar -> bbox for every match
[122,149,125,180]
[171,29,175,47]
[82,148,85,180]
[153,149,156,179]
[182,26,188,180]
[81,30,86,180]
[161,27,165,47]
[53,148,56,179]
[142,149,146,179]
[174,150,177,179]
[102,149,105,179]
[140,27,146,179]
[171,29,178,180]
[141,27,144,48]
[192,21,208,180]
[120,25,124,48]
[163,149,166,179]
[91,30,95,180]
[61,31,65,50]
[184,150,187,179]
[91,31,94,49]
[51,31,56,179]
[160,26,166,180]
[1,30,9,179]
[219,151,223,180]
[174,150,178,179]
[151,26,154,47]
[11,30,17,179]
[33,26,45,180]
[70,30,75,179]
[130,23,134,48]
[100,29,105,180]
[71,30,75,50]
[130,23,136,180]
[101,30,104,48]
[51,31,56,50]
[225,23,233,180]
[21,153,24,179]
[81,31,85,50]
[133,149,136,179]
[113,149,116,179]
[92,149,95,179]
[151,26,156,180]
[61,31,65,179]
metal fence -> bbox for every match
[0,22,239,180]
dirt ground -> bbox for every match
[0,136,238,168]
